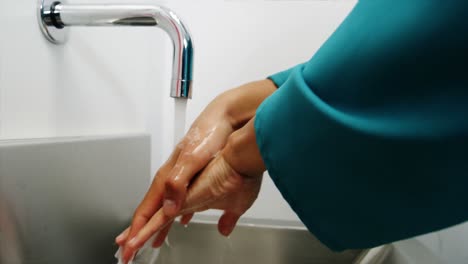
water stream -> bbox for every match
[114,99,188,264]
[173,99,188,146]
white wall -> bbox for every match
[0,0,355,220]
[1,0,466,263]
[0,0,170,140]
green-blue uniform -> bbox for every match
[255,0,468,250]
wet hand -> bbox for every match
[115,80,275,262]
[118,118,266,263]
[114,98,235,256]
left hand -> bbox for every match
[117,117,266,263]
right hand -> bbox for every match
[115,80,277,256]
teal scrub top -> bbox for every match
[255,0,468,251]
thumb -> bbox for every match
[218,212,241,236]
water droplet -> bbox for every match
[165,236,173,249]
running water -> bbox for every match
[219,236,234,264]
[173,99,188,146]
[114,99,188,264]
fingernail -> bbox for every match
[128,237,138,247]
[164,199,177,212]
[116,233,125,242]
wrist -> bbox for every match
[222,80,277,129]
[222,117,266,178]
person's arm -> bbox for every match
[255,0,468,251]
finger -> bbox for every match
[123,209,172,261]
[121,146,183,263]
[218,212,241,237]
[152,221,174,248]
[121,214,152,263]
[180,213,194,226]
[115,227,130,246]
[164,122,234,217]
[178,156,240,214]
[159,141,184,173]
[124,145,182,237]
[163,151,214,217]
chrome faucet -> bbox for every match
[38,0,194,98]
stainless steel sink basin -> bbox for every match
[0,135,151,264]
[151,219,390,264]
[0,135,391,264]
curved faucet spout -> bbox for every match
[40,1,194,98]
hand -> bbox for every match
[115,80,276,261]
[118,118,266,263]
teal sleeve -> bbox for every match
[268,63,304,88]
[255,0,468,251]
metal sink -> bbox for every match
[0,135,151,264]
[151,219,391,264]
[0,135,390,264]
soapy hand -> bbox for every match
[115,80,276,263]
[117,118,266,263]
[119,119,265,261]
